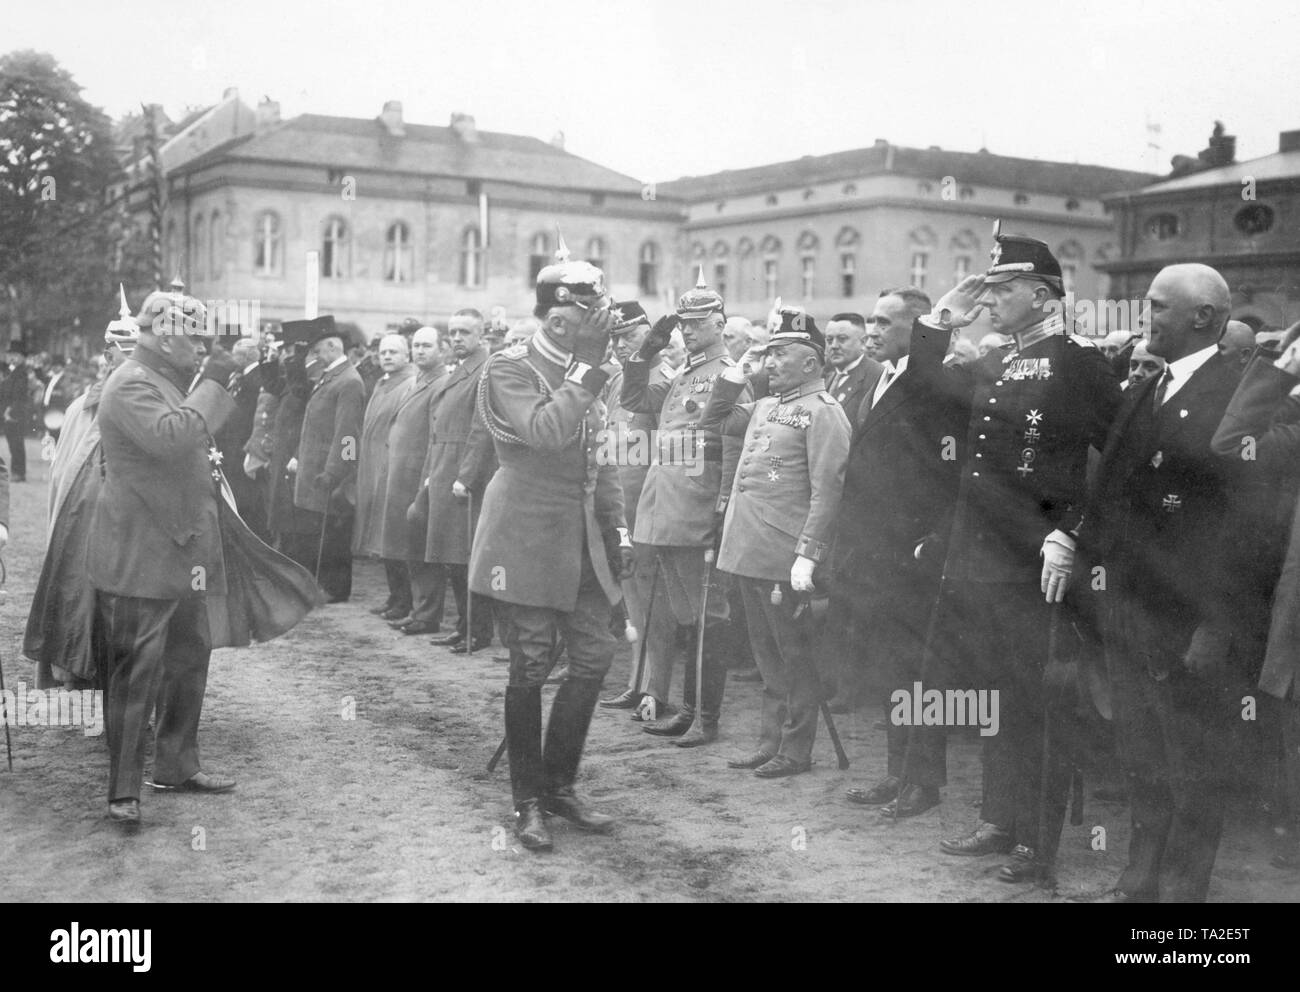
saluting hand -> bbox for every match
[573,304,614,365]
[930,275,989,329]
[638,314,679,360]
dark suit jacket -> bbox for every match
[1085,349,1243,672]
[824,355,884,424]
[88,348,236,599]
[295,359,365,512]
[422,346,496,564]
[1210,353,1300,697]
[829,323,963,589]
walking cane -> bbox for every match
[314,483,336,584]
[774,584,849,770]
[630,556,662,699]
[465,490,475,656]
[686,549,715,737]
[0,557,12,771]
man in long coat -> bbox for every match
[385,326,447,635]
[469,252,629,852]
[214,337,272,543]
[352,334,415,619]
[289,317,365,602]
[424,309,496,651]
[88,291,241,825]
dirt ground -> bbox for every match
[1,439,1296,903]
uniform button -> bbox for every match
[978,434,986,440]
[975,453,982,459]
[988,398,997,404]
[983,416,991,422]
[972,471,980,478]
[995,380,1004,386]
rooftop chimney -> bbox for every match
[381,100,405,137]
[551,130,565,150]
[1280,129,1300,153]
[256,97,280,130]
[1198,120,1236,168]
[451,112,478,143]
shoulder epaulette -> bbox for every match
[820,392,838,405]
[501,343,529,360]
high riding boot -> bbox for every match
[645,624,696,737]
[543,676,615,832]
[677,625,728,748]
[505,684,552,851]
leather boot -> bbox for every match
[645,624,697,737]
[677,625,727,748]
[505,684,552,851]
[543,676,614,832]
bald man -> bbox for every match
[1217,319,1257,372]
[722,317,755,363]
[354,334,416,619]
[1084,263,1244,902]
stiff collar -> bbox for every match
[777,377,826,404]
[129,344,189,390]
[532,331,572,368]
[831,354,865,377]
[685,342,728,370]
[1162,343,1218,399]
[1011,311,1066,353]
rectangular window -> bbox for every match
[800,256,815,298]
[910,251,928,290]
[764,259,778,300]
[714,262,727,301]
[953,254,970,283]
[840,253,855,297]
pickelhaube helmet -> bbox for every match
[677,266,725,321]
[105,284,140,351]
[535,228,608,309]
[136,284,209,337]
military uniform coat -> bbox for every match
[294,358,365,512]
[703,376,851,582]
[352,363,416,555]
[469,334,624,611]
[378,368,442,561]
[88,347,236,599]
[621,343,744,546]
[911,316,1121,585]
[422,346,496,565]
[601,359,671,533]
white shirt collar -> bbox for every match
[1161,344,1217,404]
[243,361,260,375]
[326,355,348,372]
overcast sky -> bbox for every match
[7,0,1298,184]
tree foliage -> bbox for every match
[0,50,145,354]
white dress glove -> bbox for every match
[790,555,816,593]
[1040,529,1076,604]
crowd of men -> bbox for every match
[20,219,1300,904]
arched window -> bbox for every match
[735,238,754,301]
[322,216,350,279]
[460,225,484,288]
[385,221,412,283]
[836,227,860,298]
[192,214,206,285]
[797,232,819,299]
[638,241,659,296]
[254,211,281,276]
[712,242,730,301]
[586,236,606,275]
[528,232,550,285]
[209,211,223,279]
[761,236,781,300]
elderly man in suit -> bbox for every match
[705,310,851,778]
[469,251,629,851]
[421,309,496,652]
[817,311,884,713]
[836,286,964,816]
[89,291,242,825]
[1085,264,1252,902]
[383,326,447,635]
[352,334,416,620]
[288,317,365,603]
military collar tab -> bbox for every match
[1012,312,1065,353]
[777,379,825,404]
[532,331,572,368]
[129,345,184,386]
[685,343,727,370]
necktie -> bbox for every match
[1151,368,1172,413]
